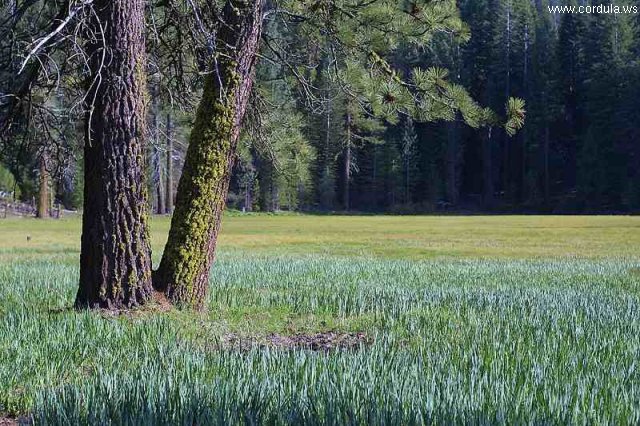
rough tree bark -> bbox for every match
[76,0,152,309]
[154,0,264,308]
[36,153,49,218]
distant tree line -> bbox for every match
[225,0,640,214]
[2,1,638,217]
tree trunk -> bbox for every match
[446,122,460,206]
[244,179,253,212]
[344,110,352,211]
[165,112,174,213]
[154,148,165,214]
[155,0,264,308]
[503,0,512,203]
[321,77,334,211]
[258,159,276,212]
[404,154,411,205]
[36,154,49,218]
[544,125,550,205]
[152,88,166,215]
[482,127,494,209]
[520,23,529,204]
[76,0,152,309]
[271,185,280,212]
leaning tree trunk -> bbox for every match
[154,0,264,308]
[76,0,152,309]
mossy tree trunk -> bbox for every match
[76,0,152,309]
[155,0,264,308]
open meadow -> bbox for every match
[1,215,640,424]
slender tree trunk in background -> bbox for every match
[321,76,333,210]
[405,160,411,205]
[521,23,529,204]
[260,169,275,212]
[372,144,378,204]
[155,158,165,214]
[165,112,174,213]
[153,148,165,214]
[503,132,509,202]
[344,110,352,211]
[256,151,275,212]
[544,125,550,205]
[483,127,494,209]
[503,1,512,203]
[152,89,166,215]
[272,185,280,212]
[244,181,253,212]
[446,122,459,206]
[76,0,152,309]
[36,154,48,218]
[155,0,264,308]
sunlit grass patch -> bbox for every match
[1,214,639,260]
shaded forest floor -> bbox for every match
[1,215,640,424]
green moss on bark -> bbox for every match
[156,66,238,307]
[155,1,264,309]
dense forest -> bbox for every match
[1,0,639,215]
[229,0,640,214]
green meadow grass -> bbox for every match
[1,215,640,424]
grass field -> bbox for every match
[1,215,640,424]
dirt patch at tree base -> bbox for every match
[96,291,174,319]
[222,332,371,352]
[0,416,31,426]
